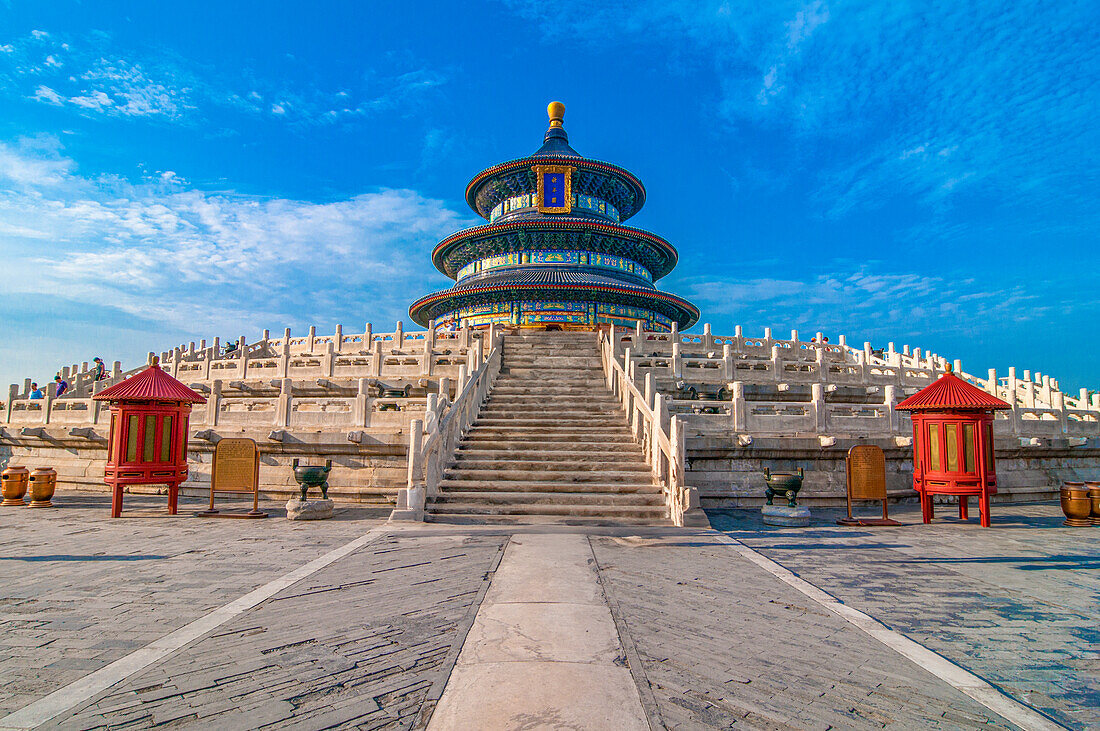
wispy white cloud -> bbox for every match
[0,137,472,384]
[0,29,447,126]
[680,262,1092,349]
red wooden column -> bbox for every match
[93,359,206,517]
[897,366,1011,527]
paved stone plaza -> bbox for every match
[0,492,1096,729]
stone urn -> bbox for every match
[1085,481,1100,526]
[292,459,332,501]
[1060,482,1092,527]
[1,466,29,506]
[28,467,57,508]
[764,467,805,508]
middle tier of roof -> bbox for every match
[431,217,679,281]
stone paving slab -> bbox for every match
[429,533,648,730]
[0,490,388,716]
[708,502,1099,730]
[49,532,506,730]
[591,532,1023,730]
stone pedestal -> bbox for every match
[286,498,334,521]
[761,504,811,527]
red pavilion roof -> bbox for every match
[93,364,207,403]
[896,371,1010,412]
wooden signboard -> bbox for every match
[838,444,899,526]
[197,438,267,518]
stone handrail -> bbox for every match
[392,334,502,520]
[599,331,703,527]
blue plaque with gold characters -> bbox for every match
[533,163,573,214]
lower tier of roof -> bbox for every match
[409,268,699,328]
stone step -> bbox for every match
[488,387,613,397]
[500,355,598,363]
[423,502,668,519]
[462,431,637,444]
[455,447,644,461]
[437,478,658,493]
[478,407,622,418]
[430,491,662,506]
[499,367,603,378]
[456,443,645,457]
[482,396,619,407]
[438,477,657,491]
[474,415,627,427]
[468,422,633,433]
[426,513,664,526]
[443,468,652,483]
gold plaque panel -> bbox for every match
[533,164,574,214]
[846,444,887,501]
[212,438,259,494]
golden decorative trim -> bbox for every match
[533,164,574,214]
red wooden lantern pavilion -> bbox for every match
[93,359,206,518]
[896,366,1011,527]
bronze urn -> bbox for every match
[764,467,805,508]
[292,459,332,501]
[1060,482,1092,527]
[1,466,29,506]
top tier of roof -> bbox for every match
[896,370,1011,411]
[93,362,207,404]
[464,102,647,222]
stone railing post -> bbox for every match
[1053,392,1067,434]
[238,338,248,378]
[770,345,783,382]
[731,381,746,432]
[322,342,335,377]
[307,326,316,353]
[722,344,733,380]
[43,385,55,424]
[671,342,681,379]
[207,380,222,426]
[111,360,122,385]
[459,325,470,349]
[276,378,292,427]
[354,378,369,427]
[987,368,998,397]
[670,322,679,342]
[334,324,343,354]
[438,377,451,401]
[364,323,373,348]
[812,382,826,433]
[884,384,899,433]
[373,340,384,377]
[422,333,434,376]
[644,372,654,410]
[651,394,667,480]
[704,323,713,349]
[623,347,632,381]
[171,347,181,378]
[6,384,18,422]
[456,364,468,393]
[406,418,424,487]
[395,321,404,349]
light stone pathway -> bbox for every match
[428,532,650,730]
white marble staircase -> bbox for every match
[426,332,668,525]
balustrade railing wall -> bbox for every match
[607,323,1099,441]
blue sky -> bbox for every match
[0,1,1097,390]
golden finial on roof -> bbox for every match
[547,101,565,128]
